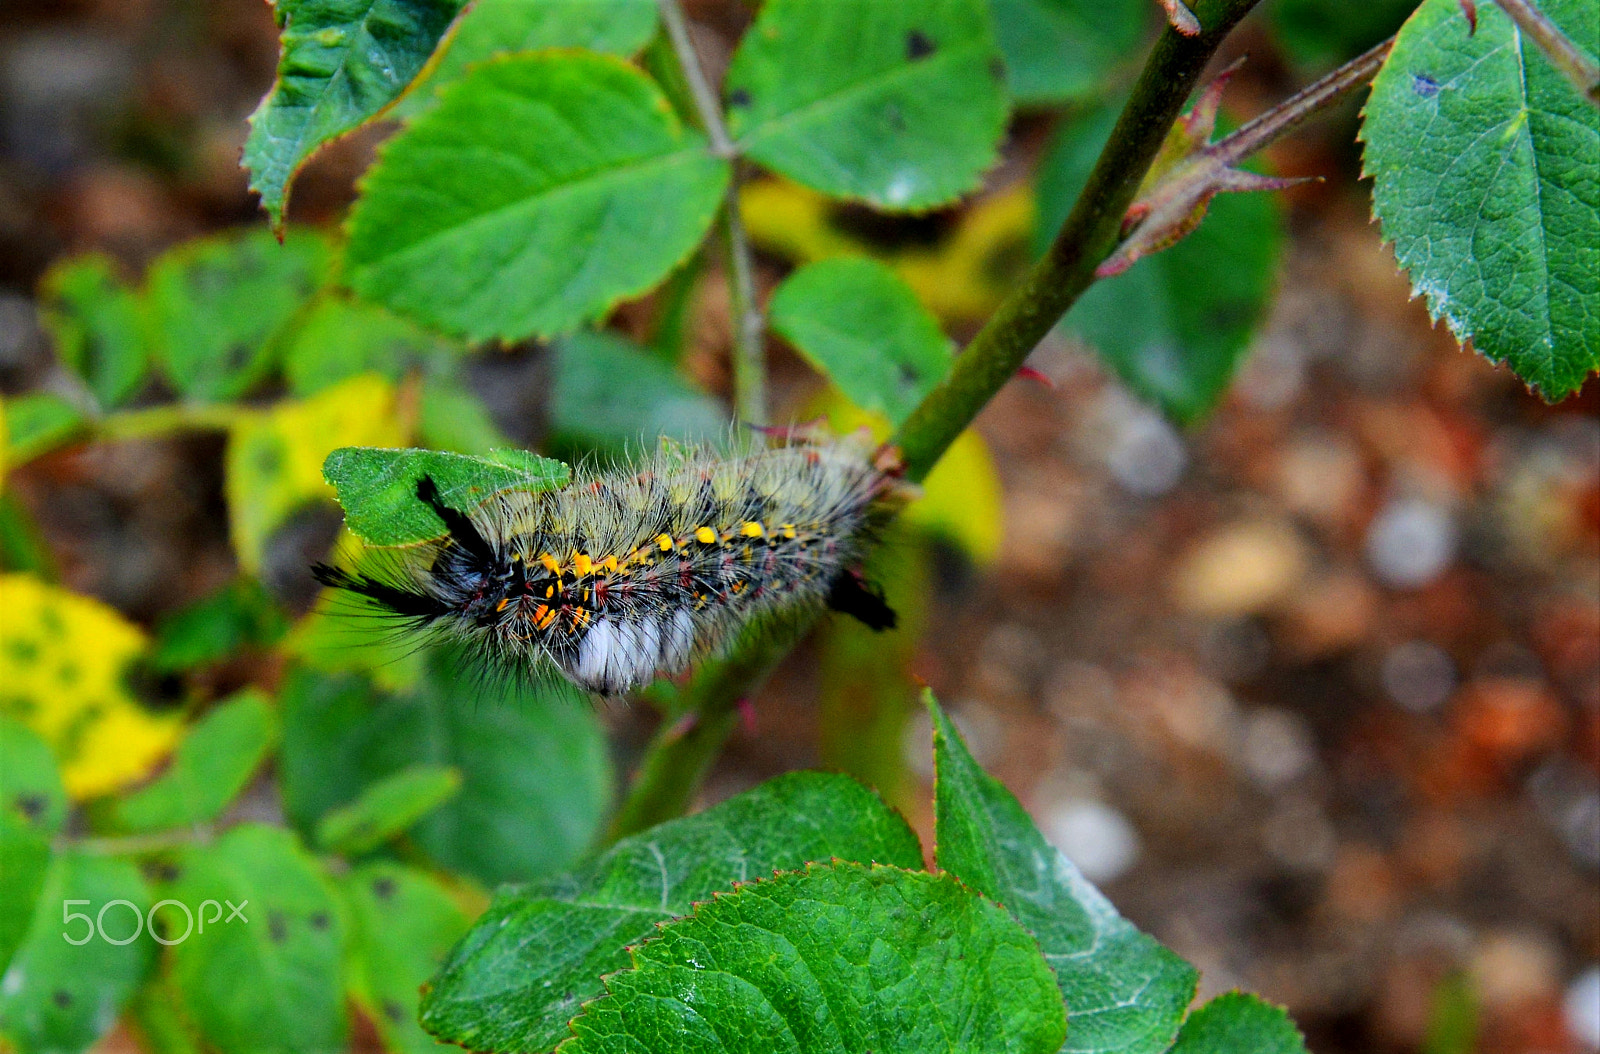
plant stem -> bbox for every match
[606,624,799,840]
[68,827,210,856]
[892,0,1263,482]
[606,0,1265,842]
[1210,34,1394,166]
[93,402,246,443]
[1493,0,1600,105]
[655,0,767,422]
[722,169,767,423]
[656,0,735,159]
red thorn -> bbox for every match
[736,697,758,737]
[1095,256,1133,279]
[1016,365,1056,389]
[1158,0,1202,36]
[1120,202,1150,237]
[1459,0,1478,33]
[1184,55,1247,140]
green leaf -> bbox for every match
[562,862,1067,1054]
[0,718,66,841]
[285,604,428,692]
[399,0,657,116]
[282,294,465,397]
[244,0,469,227]
[278,651,612,886]
[1038,102,1284,423]
[989,0,1150,104]
[148,578,288,673]
[1423,971,1477,1054]
[548,329,727,456]
[420,771,923,1053]
[38,254,149,409]
[1270,0,1417,70]
[418,373,515,454]
[127,972,207,1054]
[0,492,59,579]
[817,521,930,809]
[167,824,347,1054]
[928,692,1197,1054]
[113,690,278,833]
[347,53,730,342]
[144,228,332,402]
[0,719,66,972]
[0,851,154,1054]
[338,862,469,1054]
[322,445,570,547]
[2,394,88,467]
[1166,992,1308,1054]
[724,0,1010,210]
[315,762,462,855]
[770,258,954,426]
[1362,0,1600,399]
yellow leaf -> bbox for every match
[742,178,1034,323]
[0,573,181,798]
[808,391,1003,566]
[226,373,405,574]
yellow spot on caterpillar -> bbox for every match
[545,585,555,599]
[573,553,593,576]
[573,608,591,628]
[540,554,561,573]
[599,556,619,573]
[657,534,674,552]
[695,526,717,544]
[741,521,765,538]
[534,604,556,629]
[781,524,797,539]
[496,598,509,612]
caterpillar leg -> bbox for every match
[825,570,897,631]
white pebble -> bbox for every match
[1366,498,1457,588]
[1241,708,1316,790]
[1566,966,1600,1049]
[1106,408,1187,498]
[1382,641,1457,712]
[1041,799,1140,884]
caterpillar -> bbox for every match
[311,435,906,697]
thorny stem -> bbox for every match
[1491,0,1600,105]
[1210,34,1395,167]
[656,0,767,422]
[607,0,1267,842]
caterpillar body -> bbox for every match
[312,437,903,697]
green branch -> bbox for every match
[656,0,767,422]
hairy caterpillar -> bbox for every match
[312,436,905,696]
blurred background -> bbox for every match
[0,0,1596,1052]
